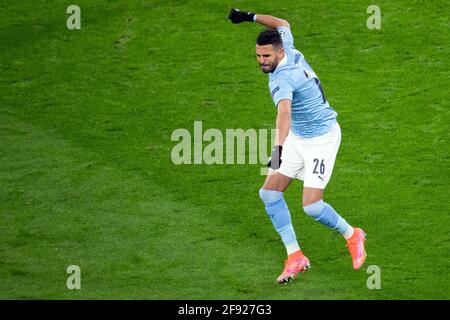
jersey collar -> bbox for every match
[272,54,287,74]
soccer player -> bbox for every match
[229,8,367,284]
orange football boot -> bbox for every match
[277,251,311,284]
[346,227,367,270]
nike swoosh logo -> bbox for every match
[318,176,324,181]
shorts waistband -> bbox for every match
[289,121,339,140]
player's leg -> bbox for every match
[261,171,291,191]
[260,172,300,256]
[260,172,310,283]
[300,123,366,269]
[302,187,354,239]
[260,132,300,256]
[303,189,366,269]
[259,133,310,284]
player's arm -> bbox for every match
[275,99,291,146]
[228,8,290,29]
[268,99,291,170]
[255,14,290,29]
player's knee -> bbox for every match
[303,199,325,217]
[259,188,283,205]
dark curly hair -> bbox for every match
[256,29,283,48]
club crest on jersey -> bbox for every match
[271,86,280,98]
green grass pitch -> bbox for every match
[0,0,449,299]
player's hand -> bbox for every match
[228,8,255,24]
[267,145,283,170]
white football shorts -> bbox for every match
[273,122,341,189]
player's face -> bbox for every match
[256,44,284,73]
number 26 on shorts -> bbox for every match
[312,158,325,175]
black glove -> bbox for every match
[267,145,283,170]
[228,8,255,24]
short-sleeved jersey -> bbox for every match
[269,26,337,138]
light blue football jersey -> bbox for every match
[269,26,337,138]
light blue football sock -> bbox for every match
[303,199,352,235]
[259,189,300,251]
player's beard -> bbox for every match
[260,57,279,73]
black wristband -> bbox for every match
[243,11,256,22]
